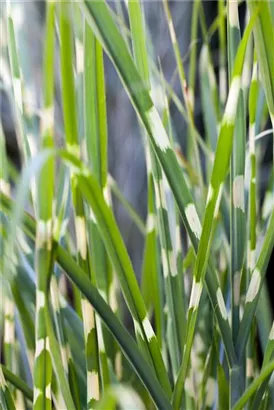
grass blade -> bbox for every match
[59,4,100,406]
[172,10,258,408]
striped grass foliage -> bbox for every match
[0,1,274,409]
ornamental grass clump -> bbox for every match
[0,1,274,409]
